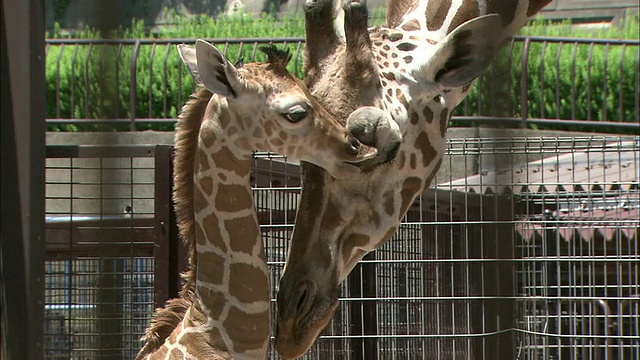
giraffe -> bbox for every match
[136,39,399,359]
[275,0,552,358]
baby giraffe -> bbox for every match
[136,40,384,359]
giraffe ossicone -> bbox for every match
[136,39,400,359]
[275,0,553,359]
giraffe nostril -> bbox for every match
[346,136,361,156]
[295,288,308,315]
[293,281,315,320]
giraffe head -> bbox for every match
[177,40,399,177]
[276,0,549,358]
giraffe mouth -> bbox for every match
[275,288,340,360]
[347,140,401,172]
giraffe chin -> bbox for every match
[275,301,338,360]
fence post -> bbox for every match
[520,37,531,128]
[129,40,141,131]
[154,145,188,307]
[154,145,172,308]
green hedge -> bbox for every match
[46,12,639,132]
[454,17,639,130]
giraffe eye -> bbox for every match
[283,105,308,123]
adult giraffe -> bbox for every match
[135,40,397,359]
[275,0,552,358]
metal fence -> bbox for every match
[44,36,639,131]
[43,135,639,359]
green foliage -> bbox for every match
[451,16,639,131]
[46,13,640,132]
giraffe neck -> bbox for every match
[393,0,549,39]
[168,98,270,359]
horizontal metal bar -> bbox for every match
[46,118,178,124]
[452,116,640,131]
[512,35,640,45]
[46,144,156,158]
[45,37,306,45]
[45,36,639,46]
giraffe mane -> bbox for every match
[259,45,292,69]
[136,86,211,358]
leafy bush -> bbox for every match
[46,12,639,132]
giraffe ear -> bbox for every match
[177,44,202,84]
[194,39,239,98]
[412,14,503,89]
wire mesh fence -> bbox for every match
[45,145,158,359]
[44,135,638,359]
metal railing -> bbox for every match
[45,35,639,132]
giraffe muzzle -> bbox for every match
[346,106,403,170]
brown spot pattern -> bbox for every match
[423,106,434,124]
[215,184,253,213]
[195,285,226,321]
[410,153,417,169]
[270,138,284,147]
[401,19,421,31]
[415,132,437,167]
[225,215,260,254]
[178,331,226,358]
[448,0,479,33]
[396,150,406,168]
[167,348,184,359]
[197,251,225,285]
[223,306,270,353]
[399,177,423,218]
[426,0,452,31]
[396,89,409,109]
[228,263,269,304]
[211,150,250,177]
[196,149,211,173]
[199,176,214,196]
[404,55,413,64]
[382,72,396,81]
[200,213,227,251]
[388,32,403,42]
[396,42,418,52]
[193,186,210,215]
[200,125,216,149]
[218,108,232,129]
[409,111,419,125]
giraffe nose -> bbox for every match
[346,106,402,167]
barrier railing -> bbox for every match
[45,36,639,131]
